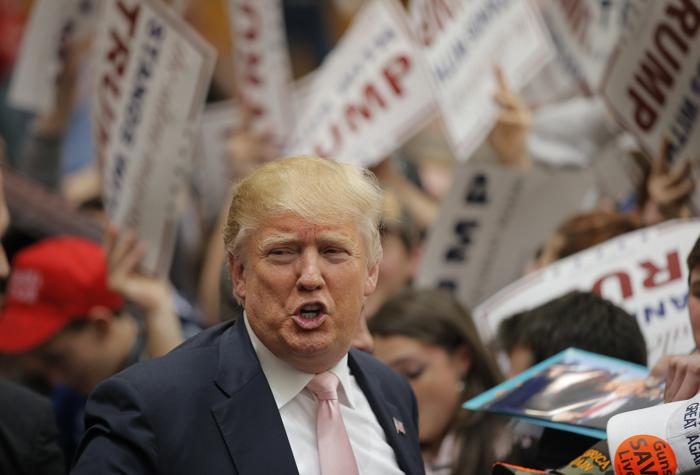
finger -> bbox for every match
[237,100,254,132]
[663,178,694,204]
[110,229,138,270]
[672,371,700,402]
[665,358,686,402]
[653,138,671,176]
[666,160,692,186]
[492,90,520,111]
[493,111,530,127]
[103,223,119,257]
[493,64,508,92]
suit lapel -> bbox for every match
[348,351,419,474]
[211,321,299,475]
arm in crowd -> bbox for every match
[487,65,532,171]
[104,226,183,357]
[17,39,88,193]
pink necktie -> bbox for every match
[307,372,360,475]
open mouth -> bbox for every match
[292,302,328,330]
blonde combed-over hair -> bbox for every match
[223,156,384,267]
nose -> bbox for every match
[296,249,324,291]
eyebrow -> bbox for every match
[257,231,358,252]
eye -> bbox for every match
[323,246,350,258]
[266,247,297,261]
[401,364,425,380]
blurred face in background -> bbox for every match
[373,335,470,447]
[21,312,125,395]
[363,231,419,320]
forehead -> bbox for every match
[254,213,362,241]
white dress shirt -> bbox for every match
[244,316,404,475]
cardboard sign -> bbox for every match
[286,0,436,168]
[92,0,216,275]
[228,0,294,141]
[192,101,239,224]
[601,0,700,164]
[415,159,595,315]
[8,0,99,114]
[410,0,554,159]
[540,0,626,92]
[474,219,700,366]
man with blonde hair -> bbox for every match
[72,156,424,474]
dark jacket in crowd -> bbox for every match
[0,378,65,475]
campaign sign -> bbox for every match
[540,0,626,92]
[92,0,215,275]
[286,0,436,168]
[192,101,240,224]
[410,0,554,159]
[8,0,99,113]
[228,0,294,141]
[475,219,700,366]
[601,0,700,164]
[415,159,594,317]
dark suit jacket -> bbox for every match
[71,319,424,474]
[0,379,65,475]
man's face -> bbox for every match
[689,266,700,349]
[231,213,379,373]
[20,320,120,395]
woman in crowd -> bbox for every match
[369,288,511,475]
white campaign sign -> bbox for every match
[8,0,99,113]
[192,101,239,224]
[410,0,554,159]
[601,0,700,163]
[286,0,436,168]
[415,159,594,313]
[228,0,294,142]
[474,219,700,366]
[92,0,215,275]
[540,0,625,92]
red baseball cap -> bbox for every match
[0,236,123,354]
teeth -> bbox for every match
[300,304,322,319]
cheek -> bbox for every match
[410,368,462,440]
[690,296,700,341]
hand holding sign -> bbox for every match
[104,225,171,312]
[104,225,182,357]
[227,105,279,181]
[33,38,90,136]
[643,140,695,224]
[664,353,700,403]
[487,65,532,170]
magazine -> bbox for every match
[464,348,664,439]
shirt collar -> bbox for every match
[244,313,355,410]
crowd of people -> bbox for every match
[0,1,699,475]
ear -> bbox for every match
[228,253,247,302]
[364,262,379,296]
[86,306,114,339]
[451,344,472,378]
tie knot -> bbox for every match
[307,372,340,401]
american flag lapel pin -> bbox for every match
[393,417,406,435]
